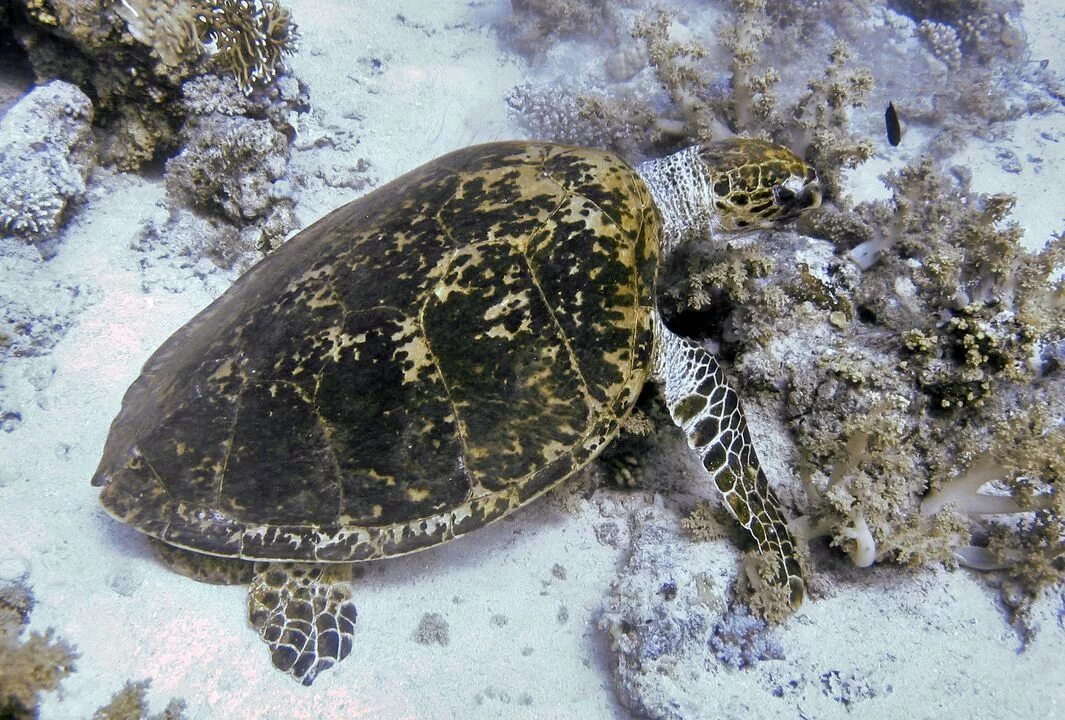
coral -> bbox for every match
[8,0,300,171]
[92,680,187,720]
[115,0,299,95]
[505,84,657,153]
[113,0,203,69]
[718,0,779,133]
[716,152,1065,634]
[708,605,784,669]
[0,580,78,720]
[630,8,717,140]
[505,0,875,202]
[916,19,962,70]
[0,80,95,246]
[9,1,184,170]
[152,69,307,262]
[777,41,874,203]
[681,500,725,542]
[660,243,788,348]
[201,0,300,95]
[891,0,1025,65]
[412,613,450,646]
[504,0,622,55]
[165,113,289,222]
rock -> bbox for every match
[0,81,96,250]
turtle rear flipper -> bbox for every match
[247,563,357,685]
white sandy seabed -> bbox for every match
[0,1,1063,719]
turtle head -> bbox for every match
[699,138,821,233]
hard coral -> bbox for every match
[116,0,299,95]
[0,80,95,248]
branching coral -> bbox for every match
[755,152,1065,632]
[660,243,788,348]
[92,679,188,720]
[505,0,875,204]
[0,581,78,720]
[117,0,299,95]
[779,41,874,202]
[718,0,779,133]
[630,8,719,141]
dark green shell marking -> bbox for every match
[93,142,660,562]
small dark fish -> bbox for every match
[885,102,902,147]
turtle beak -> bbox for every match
[772,178,821,223]
[800,180,822,211]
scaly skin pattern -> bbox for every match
[652,326,805,606]
[639,138,819,608]
[247,563,357,686]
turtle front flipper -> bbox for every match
[247,563,358,685]
[652,325,806,610]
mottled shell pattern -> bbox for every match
[92,142,661,563]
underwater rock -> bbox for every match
[600,509,785,719]
[165,112,289,223]
[0,81,95,250]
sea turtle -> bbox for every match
[92,138,821,685]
